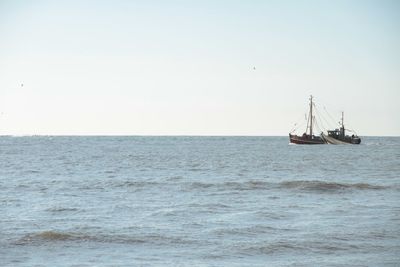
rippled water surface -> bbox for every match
[1,136,399,266]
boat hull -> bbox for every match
[289,134,326,145]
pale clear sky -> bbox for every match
[0,0,399,135]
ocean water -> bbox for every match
[1,136,399,267]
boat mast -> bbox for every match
[341,111,345,137]
[341,112,344,128]
[309,95,313,136]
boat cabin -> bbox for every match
[327,128,344,139]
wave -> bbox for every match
[188,180,269,191]
[213,225,277,237]
[19,231,82,242]
[112,180,160,188]
[232,241,306,255]
[45,207,79,213]
[166,175,184,181]
[231,240,363,256]
[15,230,195,246]
[279,180,385,191]
[187,180,385,192]
[76,180,161,191]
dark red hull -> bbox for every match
[289,134,326,145]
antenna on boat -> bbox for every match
[340,111,345,138]
[309,95,313,136]
[341,111,344,128]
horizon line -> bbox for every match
[1,134,399,137]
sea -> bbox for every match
[1,136,399,267]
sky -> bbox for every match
[0,0,399,136]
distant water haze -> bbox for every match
[0,1,399,136]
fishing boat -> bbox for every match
[321,112,361,144]
[289,96,325,144]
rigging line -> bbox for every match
[314,104,333,130]
[316,104,330,126]
[292,116,308,132]
[310,101,323,134]
[343,122,357,133]
[313,105,326,130]
[291,109,309,133]
[313,117,323,134]
[315,114,326,133]
[290,119,306,133]
[323,106,339,126]
[340,119,358,135]
[290,112,303,125]
[316,113,325,131]
[317,116,327,133]
[316,114,327,132]
[313,118,319,132]
[346,128,358,135]
[314,103,332,134]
